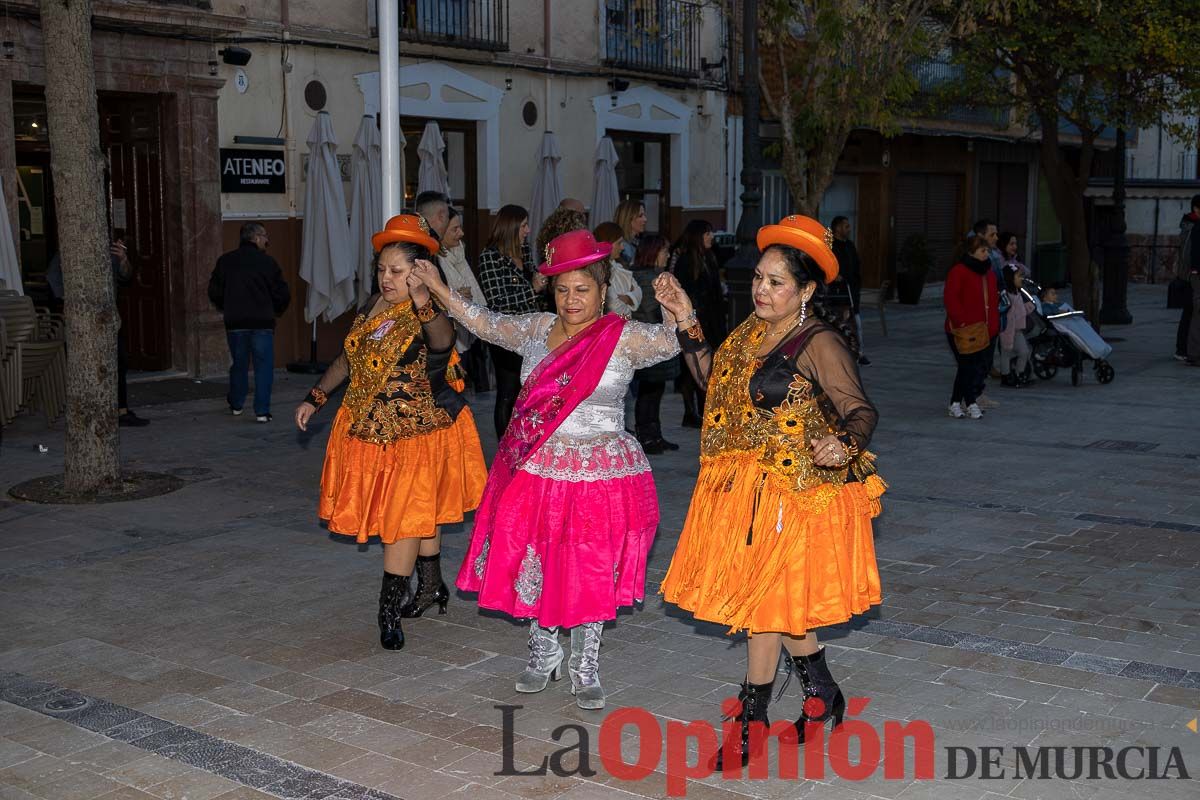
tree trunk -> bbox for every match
[1036,109,1098,321]
[40,0,120,493]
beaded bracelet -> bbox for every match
[305,387,328,409]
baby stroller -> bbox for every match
[1024,280,1116,386]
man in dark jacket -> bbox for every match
[208,222,290,421]
[831,216,868,365]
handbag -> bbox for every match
[951,276,992,354]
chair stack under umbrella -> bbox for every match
[0,291,67,425]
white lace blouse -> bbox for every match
[442,290,681,482]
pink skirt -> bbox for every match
[455,433,658,629]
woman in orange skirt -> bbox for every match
[294,214,487,650]
[655,215,885,769]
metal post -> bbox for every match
[379,0,402,218]
[1100,127,1132,324]
[723,0,761,321]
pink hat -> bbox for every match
[538,229,612,276]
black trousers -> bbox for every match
[634,380,666,441]
[948,333,992,406]
[117,329,129,410]
[488,344,523,438]
[1178,302,1192,357]
[463,339,491,393]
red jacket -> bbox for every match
[944,262,1000,337]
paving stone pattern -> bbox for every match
[1,286,1198,800]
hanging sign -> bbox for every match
[220,148,286,193]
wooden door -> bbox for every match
[100,94,170,370]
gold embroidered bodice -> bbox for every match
[338,302,462,444]
[700,315,879,495]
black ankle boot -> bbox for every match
[710,680,774,772]
[378,572,408,650]
[399,553,450,618]
[789,648,846,741]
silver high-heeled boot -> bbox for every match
[568,622,605,709]
[515,621,563,693]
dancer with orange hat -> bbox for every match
[294,214,487,651]
[409,229,682,710]
[655,215,886,770]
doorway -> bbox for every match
[101,93,170,371]
[609,132,671,237]
[13,89,171,371]
[402,118,479,263]
[894,172,963,281]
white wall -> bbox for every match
[1128,113,1199,181]
[217,44,377,219]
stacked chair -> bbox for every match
[0,290,67,426]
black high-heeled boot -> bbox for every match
[378,572,408,650]
[789,648,846,741]
[709,680,774,772]
[398,553,450,618]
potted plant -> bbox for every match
[896,233,933,304]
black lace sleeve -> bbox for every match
[414,297,455,353]
[676,321,713,390]
[795,329,877,450]
[304,354,349,411]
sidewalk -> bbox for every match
[1,285,1197,800]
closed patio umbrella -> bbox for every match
[529,131,563,247]
[590,136,620,229]
[0,177,21,294]
[416,121,450,197]
[291,111,354,373]
[349,115,383,309]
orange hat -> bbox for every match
[371,214,440,255]
[756,215,839,283]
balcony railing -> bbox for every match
[603,0,702,77]
[399,0,509,52]
[909,59,1010,128]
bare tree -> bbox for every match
[40,0,120,494]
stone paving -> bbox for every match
[1,285,1198,800]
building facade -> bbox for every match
[3,0,731,377]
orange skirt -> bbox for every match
[661,453,885,636]
[319,406,488,544]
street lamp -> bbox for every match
[1099,127,1133,324]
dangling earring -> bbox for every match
[799,299,808,325]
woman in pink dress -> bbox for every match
[409,229,681,709]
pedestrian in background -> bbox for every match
[1177,195,1200,364]
[478,204,547,436]
[208,222,290,422]
[415,191,451,240]
[614,198,647,264]
[438,206,490,391]
[944,234,1000,419]
[672,220,727,426]
[999,264,1034,387]
[999,231,1030,278]
[831,216,868,366]
[629,234,679,454]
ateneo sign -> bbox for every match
[220,148,286,194]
